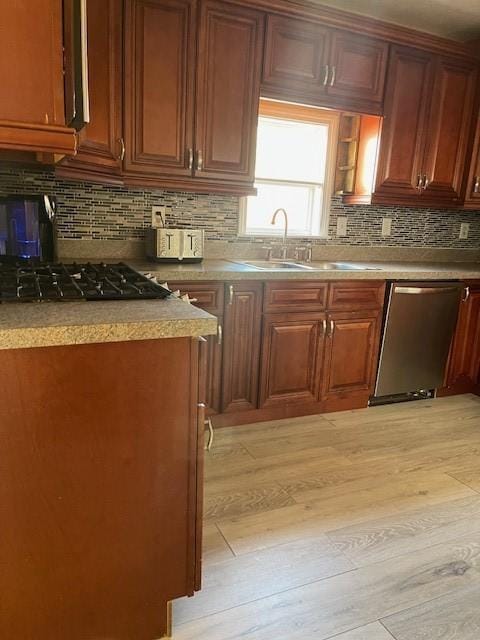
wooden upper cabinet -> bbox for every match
[124,0,196,177]
[261,15,388,114]
[374,46,434,202]
[326,30,388,112]
[195,1,264,182]
[0,0,76,155]
[260,312,325,408]
[262,15,331,95]
[0,0,65,126]
[221,282,263,413]
[57,0,123,181]
[422,57,477,203]
[464,114,480,209]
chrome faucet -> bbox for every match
[271,208,289,259]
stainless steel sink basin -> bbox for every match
[238,260,315,271]
[235,260,379,271]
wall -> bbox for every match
[1,165,480,249]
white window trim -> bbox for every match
[239,107,339,239]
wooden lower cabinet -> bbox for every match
[440,284,480,395]
[172,279,386,426]
[322,311,382,402]
[260,312,326,407]
[221,282,263,413]
[0,337,204,640]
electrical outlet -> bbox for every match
[336,216,347,237]
[381,218,392,237]
[459,223,470,240]
[151,206,166,228]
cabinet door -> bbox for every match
[422,57,477,203]
[326,30,388,113]
[465,114,480,209]
[262,15,330,97]
[58,0,123,181]
[124,0,196,177]
[222,283,263,413]
[322,311,381,398]
[374,46,434,202]
[168,282,224,415]
[260,313,325,408]
[204,323,223,416]
[195,0,264,182]
[445,288,480,391]
[0,0,65,126]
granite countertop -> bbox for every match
[0,297,217,351]
[131,259,480,282]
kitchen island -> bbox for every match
[0,298,216,640]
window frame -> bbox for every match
[239,99,339,239]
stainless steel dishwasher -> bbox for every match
[372,282,463,402]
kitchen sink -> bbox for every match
[235,260,380,271]
[238,260,315,270]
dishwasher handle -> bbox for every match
[394,286,461,295]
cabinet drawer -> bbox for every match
[264,281,328,312]
[169,282,224,314]
[328,281,385,310]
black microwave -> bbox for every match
[0,195,57,263]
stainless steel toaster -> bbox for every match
[146,228,204,263]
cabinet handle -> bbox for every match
[204,416,214,451]
[217,323,223,345]
[474,176,480,193]
[117,137,125,162]
[188,148,194,170]
[323,65,329,86]
[330,66,336,86]
[228,284,234,305]
[462,286,470,302]
[422,175,429,190]
[416,174,422,191]
[322,319,327,337]
[196,150,204,171]
[329,320,335,338]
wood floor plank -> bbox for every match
[217,472,475,555]
[327,495,480,567]
[328,622,396,640]
[203,523,235,565]
[174,537,354,624]
[448,468,480,493]
[382,582,480,640]
[174,535,480,640]
[204,482,296,521]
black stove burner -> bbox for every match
[0,262,171,302]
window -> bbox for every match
[240,100,338,238]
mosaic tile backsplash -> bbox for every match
[1,165,479,248]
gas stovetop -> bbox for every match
[0,262,171,302]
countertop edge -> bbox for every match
[0,317,218,351]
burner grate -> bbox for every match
[0,262,171,302]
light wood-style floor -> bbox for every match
[174,394,480,640]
